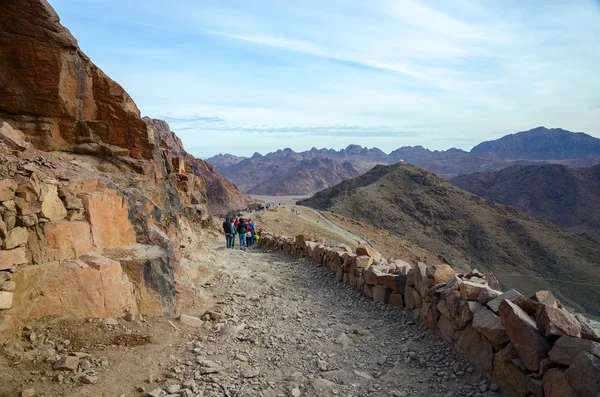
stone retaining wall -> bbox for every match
[260,233,600,397]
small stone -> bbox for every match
[104,318,119,326]
[82,375,99,384]
[180,314,203,328]
[290,386,301,397]
[166,384,181,394]
[242,370,260,378]
[53,356,79,371]
[21,389,35,397]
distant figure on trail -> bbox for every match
[245,219,252,247]
[223,216,233,248]
[230,217,237,248]
[237,218,247,250]
[248,218,255,246]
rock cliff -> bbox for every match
[144,118,251,215]
[0,0,238,340]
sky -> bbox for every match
[48,0,600,159]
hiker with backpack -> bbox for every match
[223,216,233,248]
[237,218,247,250]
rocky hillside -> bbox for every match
[471,126,600,160]
[247,157,361,196]
[451,164,600,237]
[0,0,245,340]
[144,119,251,214]
[299,163,600,316]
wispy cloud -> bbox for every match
[49,0,600,158]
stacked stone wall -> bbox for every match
[260,233,600,397]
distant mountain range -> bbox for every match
[206,126,600,196]
[298,162,600,316]
[451,163,600,237]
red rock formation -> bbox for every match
[0,0,153,159]
[145,118,252,215]
[0,0,222,339]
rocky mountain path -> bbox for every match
[144,242,499,397]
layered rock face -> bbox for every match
[261,233,600,396]
[0,0,216,339]
[0,0,153,159]
[145,118,252,215]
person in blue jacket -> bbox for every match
[248,219,256,247]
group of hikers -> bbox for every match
[222,217,257,249]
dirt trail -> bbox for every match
[133,241,496,397]
[1,229,497,397]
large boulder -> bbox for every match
[355,245,381,262]
[536,305,581,338]
[565,352,600,396]
[488,289,525,313]
[499,299,551,371]
[0,247,27,270]
[543,368,577,397]
[472,306,509,345]
[425,264,455,284]
[493,343,528,397]
[456,325,493,371]
[103,244,177,316]
[548,335,600,366]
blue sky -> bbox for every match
[48,0,600,158]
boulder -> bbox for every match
[180,314,203,328]
[39,184,67,221]
[477,287,502,304]
[472,306,509,345]
[543,368,577,397]
[444,290,461,319]
[456,325,493,371]
[4,227,29,249]
[54,356,79,371]
[456,300,483,330]
[436,299,451,318]
[0,291,13,309]
[493,343,529,397]
[531,290,560,307]
[404,285,416,309]
[0,247,27,270]
[104,244,177,316]
[536,305,581,338]
[460,280,488,301]
[413,262,427,288]
[0,122,30,151]
[412,289,423,308]
[548,335,600,366]
[363,284,373,299]
[21,257,137,320]
[565,352,600,396]
[437,315,455,342]
[372,285,391,303]
[0,179,17,202]
[526,374,544,397]
[425,264,456,284]
[388,293,404,308]
[488,289,525,313]
[355,245,381,262]
[355,255,373,269]
[499,299,551,371]
[577,314,600,343]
